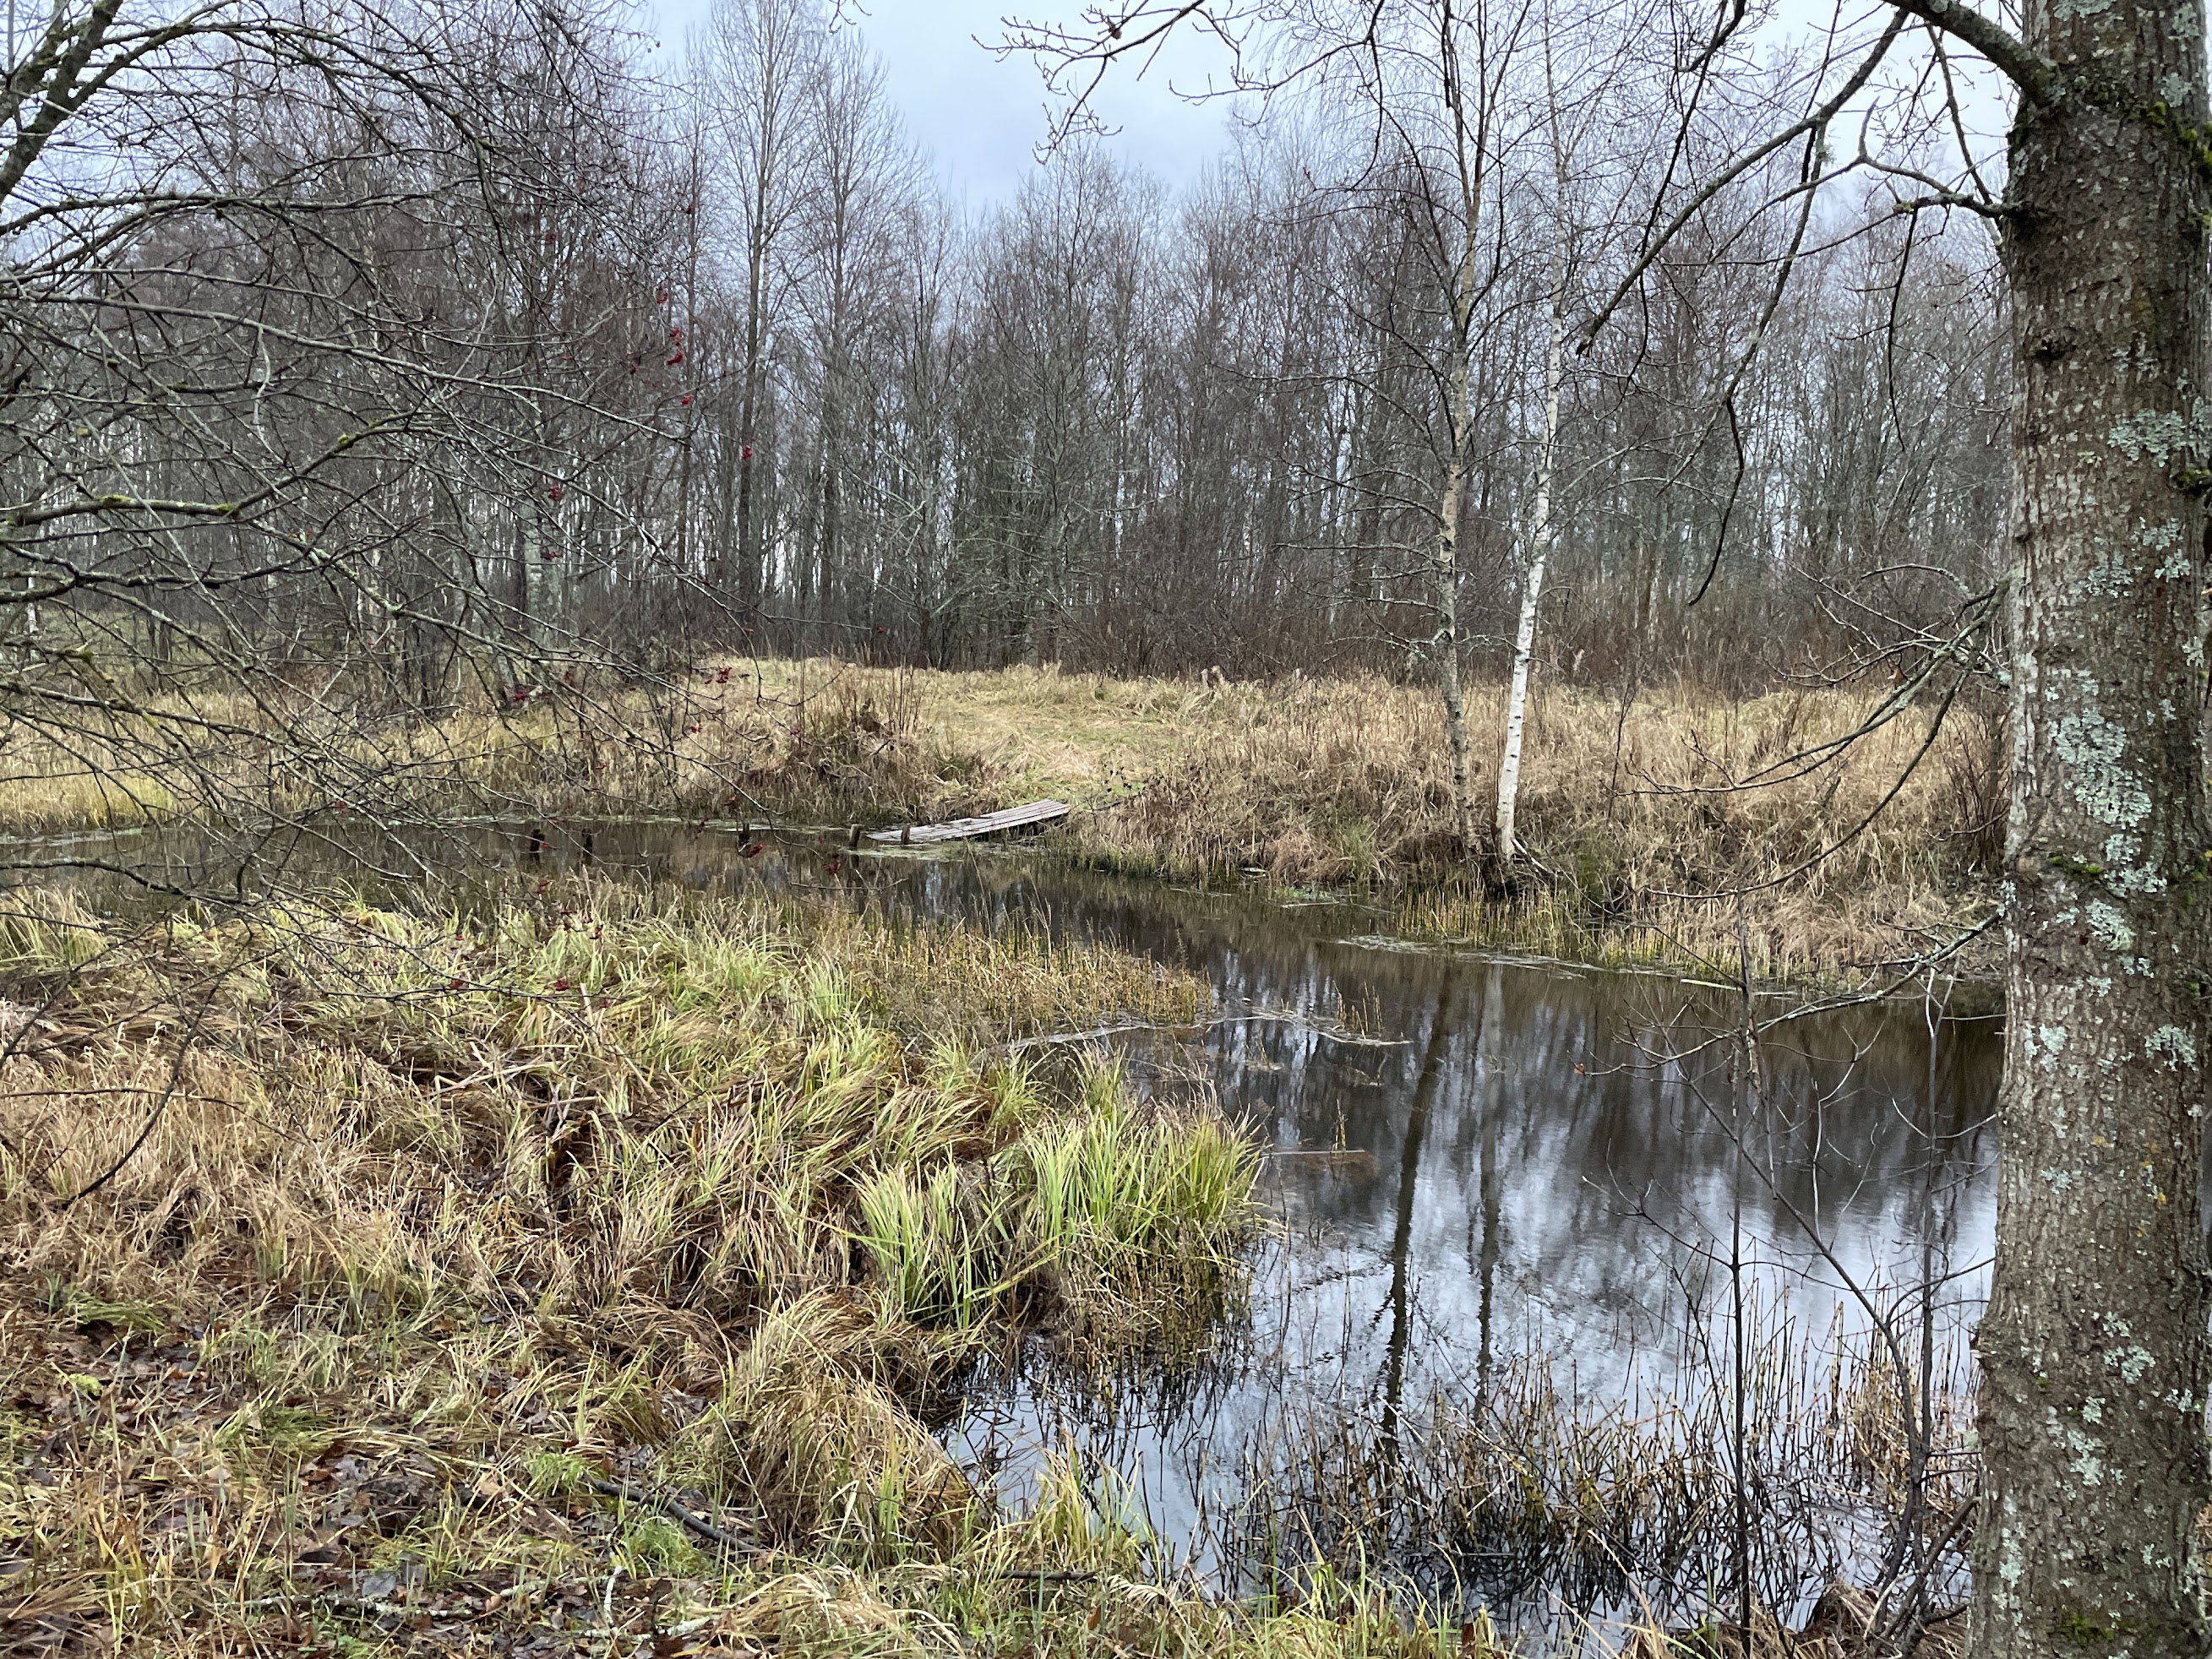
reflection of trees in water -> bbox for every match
[1381,969,1452,1452]
[1231,951,1993,1387]
[1476,966,1506,1406]
[118,826,1995,1339]
[891,853,1997,1619]
[1219,1292,1978,1624]
[232,830,1994,1617]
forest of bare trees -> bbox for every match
[4,0,2206,1652]
[687,0,2008,690]
[3,0,2010,715]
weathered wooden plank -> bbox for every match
[868,799,1069,846]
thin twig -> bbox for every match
[584,1475,757,1553]
[1001,1009,1407,1054]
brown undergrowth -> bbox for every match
[1223,1317,1975,1640]
[0,655,1998,1653]
[0,882,1979,1655]
[0,657,1999,982]
[0,881,1481,1656]
[731,661,2003,983]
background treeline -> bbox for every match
[3,0,2007,726]
[670,0,2011,688]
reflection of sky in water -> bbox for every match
[56,822,2001,1618]
[873,853,1999,1618]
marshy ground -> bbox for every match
[660,656,2001,983]
[0,662,1990,1654]
[1,878,1310,1654]
[0,657,2002,985]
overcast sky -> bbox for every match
[638,0,1249,205]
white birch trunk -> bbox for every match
[1430,18,1486,875]
[1496,43,1572,875]
[1435,444,1477,868]
[1495,284,1564,868]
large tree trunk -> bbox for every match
[1966,3,2212,1651]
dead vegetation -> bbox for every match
[0,778,1986,1653]
[0,658,2001,985]
[1220,1319,1975,1636]
[0,879,1327,1656]
[713,661,2002,982]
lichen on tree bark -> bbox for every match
[1964,0,2212,1651]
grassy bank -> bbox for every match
[0,656,2002,982]
[709,661,2003,982]
[0,873,1968,1651]
[0,799,1975,1651]
[0,880,1507,1656]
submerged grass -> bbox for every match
[0,881,1542,1656]
[1220,1319,1975,1626]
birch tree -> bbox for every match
[1492,15,1574,876]
[1229,0,1543,866]
[1424,11,1509,872]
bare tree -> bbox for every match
[696,0,821,615]
[1496,2,1584,875]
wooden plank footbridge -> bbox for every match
[866,799,1069,847]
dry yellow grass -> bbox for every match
[0,865,1964,1652]
[738,661,2004,981]
[0,656,2002,980]
[0,880,1354,1655]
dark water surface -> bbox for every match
[35,819,2002,1622]
[857,845,1998,1620]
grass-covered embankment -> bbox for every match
[0,881,1483,1655]
[711,661,2003,982]
[0,653,2003,982]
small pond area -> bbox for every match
[38,818,2002,1629]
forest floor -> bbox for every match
[0,875,1517,1656]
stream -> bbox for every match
[34,818,2003,1627]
